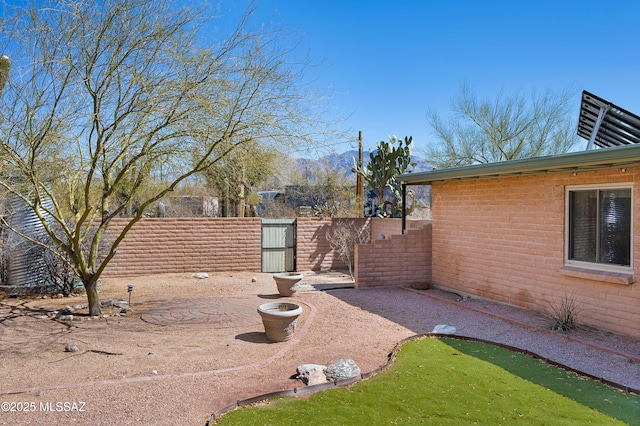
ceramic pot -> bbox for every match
[273,272,303,297]
[257,302,303,342]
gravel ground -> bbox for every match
[0,271,638,425]
[330,285,640,393]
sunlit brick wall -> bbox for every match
[431,167,640,339]
[354,223,432,288]
[101,218,262,277]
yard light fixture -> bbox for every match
[127,284,134,305]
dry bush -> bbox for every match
[543,291,582,332]
[326,221,370,279]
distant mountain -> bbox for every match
[295,150,433,180]
[259,149,433,192]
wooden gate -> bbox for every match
[261,219,295,272]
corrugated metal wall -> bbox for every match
[3,198,51,290]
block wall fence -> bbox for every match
[100,217,427,278]
[354,222,432,288]
[102,218,263,277]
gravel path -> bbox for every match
[329,285,640,392]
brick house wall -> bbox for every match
[430,167,640,339]
[354,223,432,288]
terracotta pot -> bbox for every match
[273,272,303,297]
[411,282,431,290]
[257,302,303,342]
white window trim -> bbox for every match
[564,183,634,274]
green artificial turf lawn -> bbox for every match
[215,337,640,425]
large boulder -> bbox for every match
[325,359,360,381]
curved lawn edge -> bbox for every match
[206,333,640,425]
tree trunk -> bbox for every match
[85,279,101,316]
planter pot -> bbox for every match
[411,282,431,290]
[273,272,303,297]
[257,302,303,342]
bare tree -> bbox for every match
[0,0,336,315]
[326,220,370,279]
[424,84,578,168]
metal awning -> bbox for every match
[578,91,640,149]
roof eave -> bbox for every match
[400,144,640,185]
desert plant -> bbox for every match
[326,221,370,279]
[352,135,416,218]
[543,291,582,332]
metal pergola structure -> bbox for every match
[579,90,640,150]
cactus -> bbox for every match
[352,135,416,217]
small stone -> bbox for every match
[65,305,74,313]
[431,324,457,335]
[36,315,49,319]
[190,272,209,279]
[64,342,79,352]
[72,304,84,310]
[114,301,131,311]
[251,277,257,282]
[296,364,328,385]
[100,299,114,307]
[41,295,48,299]
[59,314,74,321]
[151,370,158,375]
[325,359,360,381]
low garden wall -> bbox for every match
[100,217,422,278]
[102,218,263,277]
[354,222,432,288]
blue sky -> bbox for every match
[220,1,640,155]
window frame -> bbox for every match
[564,183,634,273]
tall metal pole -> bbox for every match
[356,131,363,217]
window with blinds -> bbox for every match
[567,185,632,270]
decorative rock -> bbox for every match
[325,359,360,381]
[100,299,114,307]
[73,304,84,310]
[64,342,79,352]
[251,277,257,282]
[296,364,328,386]
[151,370,158,375]
[432,324,457,335]
[58,315,74,321]
[190,272,209,279]
[65,305,74,313]
[114,301,131,311]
